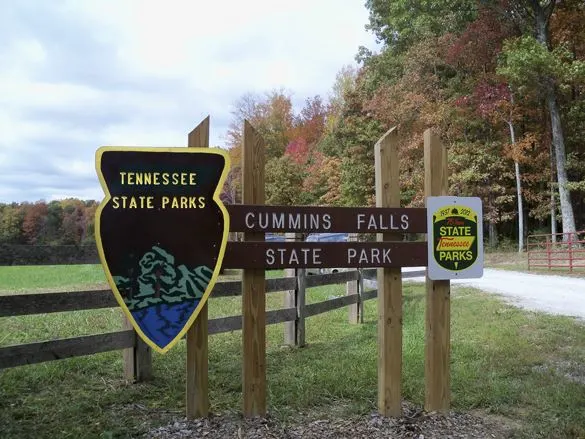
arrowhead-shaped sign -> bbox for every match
[95,147,230,353]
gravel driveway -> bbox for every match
[399,267,585,321]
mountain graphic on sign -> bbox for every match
[113,246,212,311]
[112,245,213,349]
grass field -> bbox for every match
[1,264,585,438]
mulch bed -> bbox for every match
[144,403,516,438]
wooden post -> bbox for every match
[242,120,267,416]
[284,233,303,346]
[186,116,210,419]
[347,233,359,324]
[375,127,403,417]
[296,268,306,347]
[358,269,365,324]
[423,129,451,413]
[122,315,152,381]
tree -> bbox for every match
[450,139,517,247]
[82,202,98,245]
[0,204,24,244]
[327,66,358,130]
[320,75,384,206]
[22,201,48,244]
[265,156,305,205]
[341,145,376,206]
[498,32,583,236]
[495,0,585,237]
[60,199,86,245]
[473,82,527,252]
[226,90,296,205]
[303,154,343,206]
[365,0,477,52]
[43,201,64,244]
[291,96,327,147]
[226,90,294,160]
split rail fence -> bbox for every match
[0,262,424,371]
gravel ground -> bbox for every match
[145,403,514,438]
[400,267,585,320]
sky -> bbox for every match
[0,0,379,203]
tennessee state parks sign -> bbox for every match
[95,147,230,353]
[427,196,483,280]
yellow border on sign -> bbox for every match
[94,146,231,354]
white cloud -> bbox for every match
[0,0,378,202]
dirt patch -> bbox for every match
[144,403,518,438]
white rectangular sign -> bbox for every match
[427,196,483,280]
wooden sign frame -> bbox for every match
[93,118,479,420]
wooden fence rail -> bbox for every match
[0,269,426,370]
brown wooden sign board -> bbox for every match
[227,205,427,233]
[223,241,427,269]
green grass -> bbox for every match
[1,266,585,438]
[0,264,107,293]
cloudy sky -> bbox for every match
[0,0,379,203]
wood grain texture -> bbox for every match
[188,115,210,148]
[122,304,152,382]
[295,268,306,347]
[186,116,210,419]
[362,289,378,302]
[359,269,365,324]
[123,316,135,380]
[0,289,114,317]
[242,120,267,416]
[375,127,403,417]
[304,294,359,317]
[284,233,302,346]
[212,277,297,298]
[423,128,451,413]
[347,234,359,324]
[305,270,359,287]
[0,331,135,369]
[208,308,296,334]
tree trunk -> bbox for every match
[533,2,577,238]
[550,143,557,242]
[545,86,576,237]
[488,221,498,248]
[514,161,524,252]
[507,120,524,253]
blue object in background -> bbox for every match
[266,233,285,242]
[305,233,348,243]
